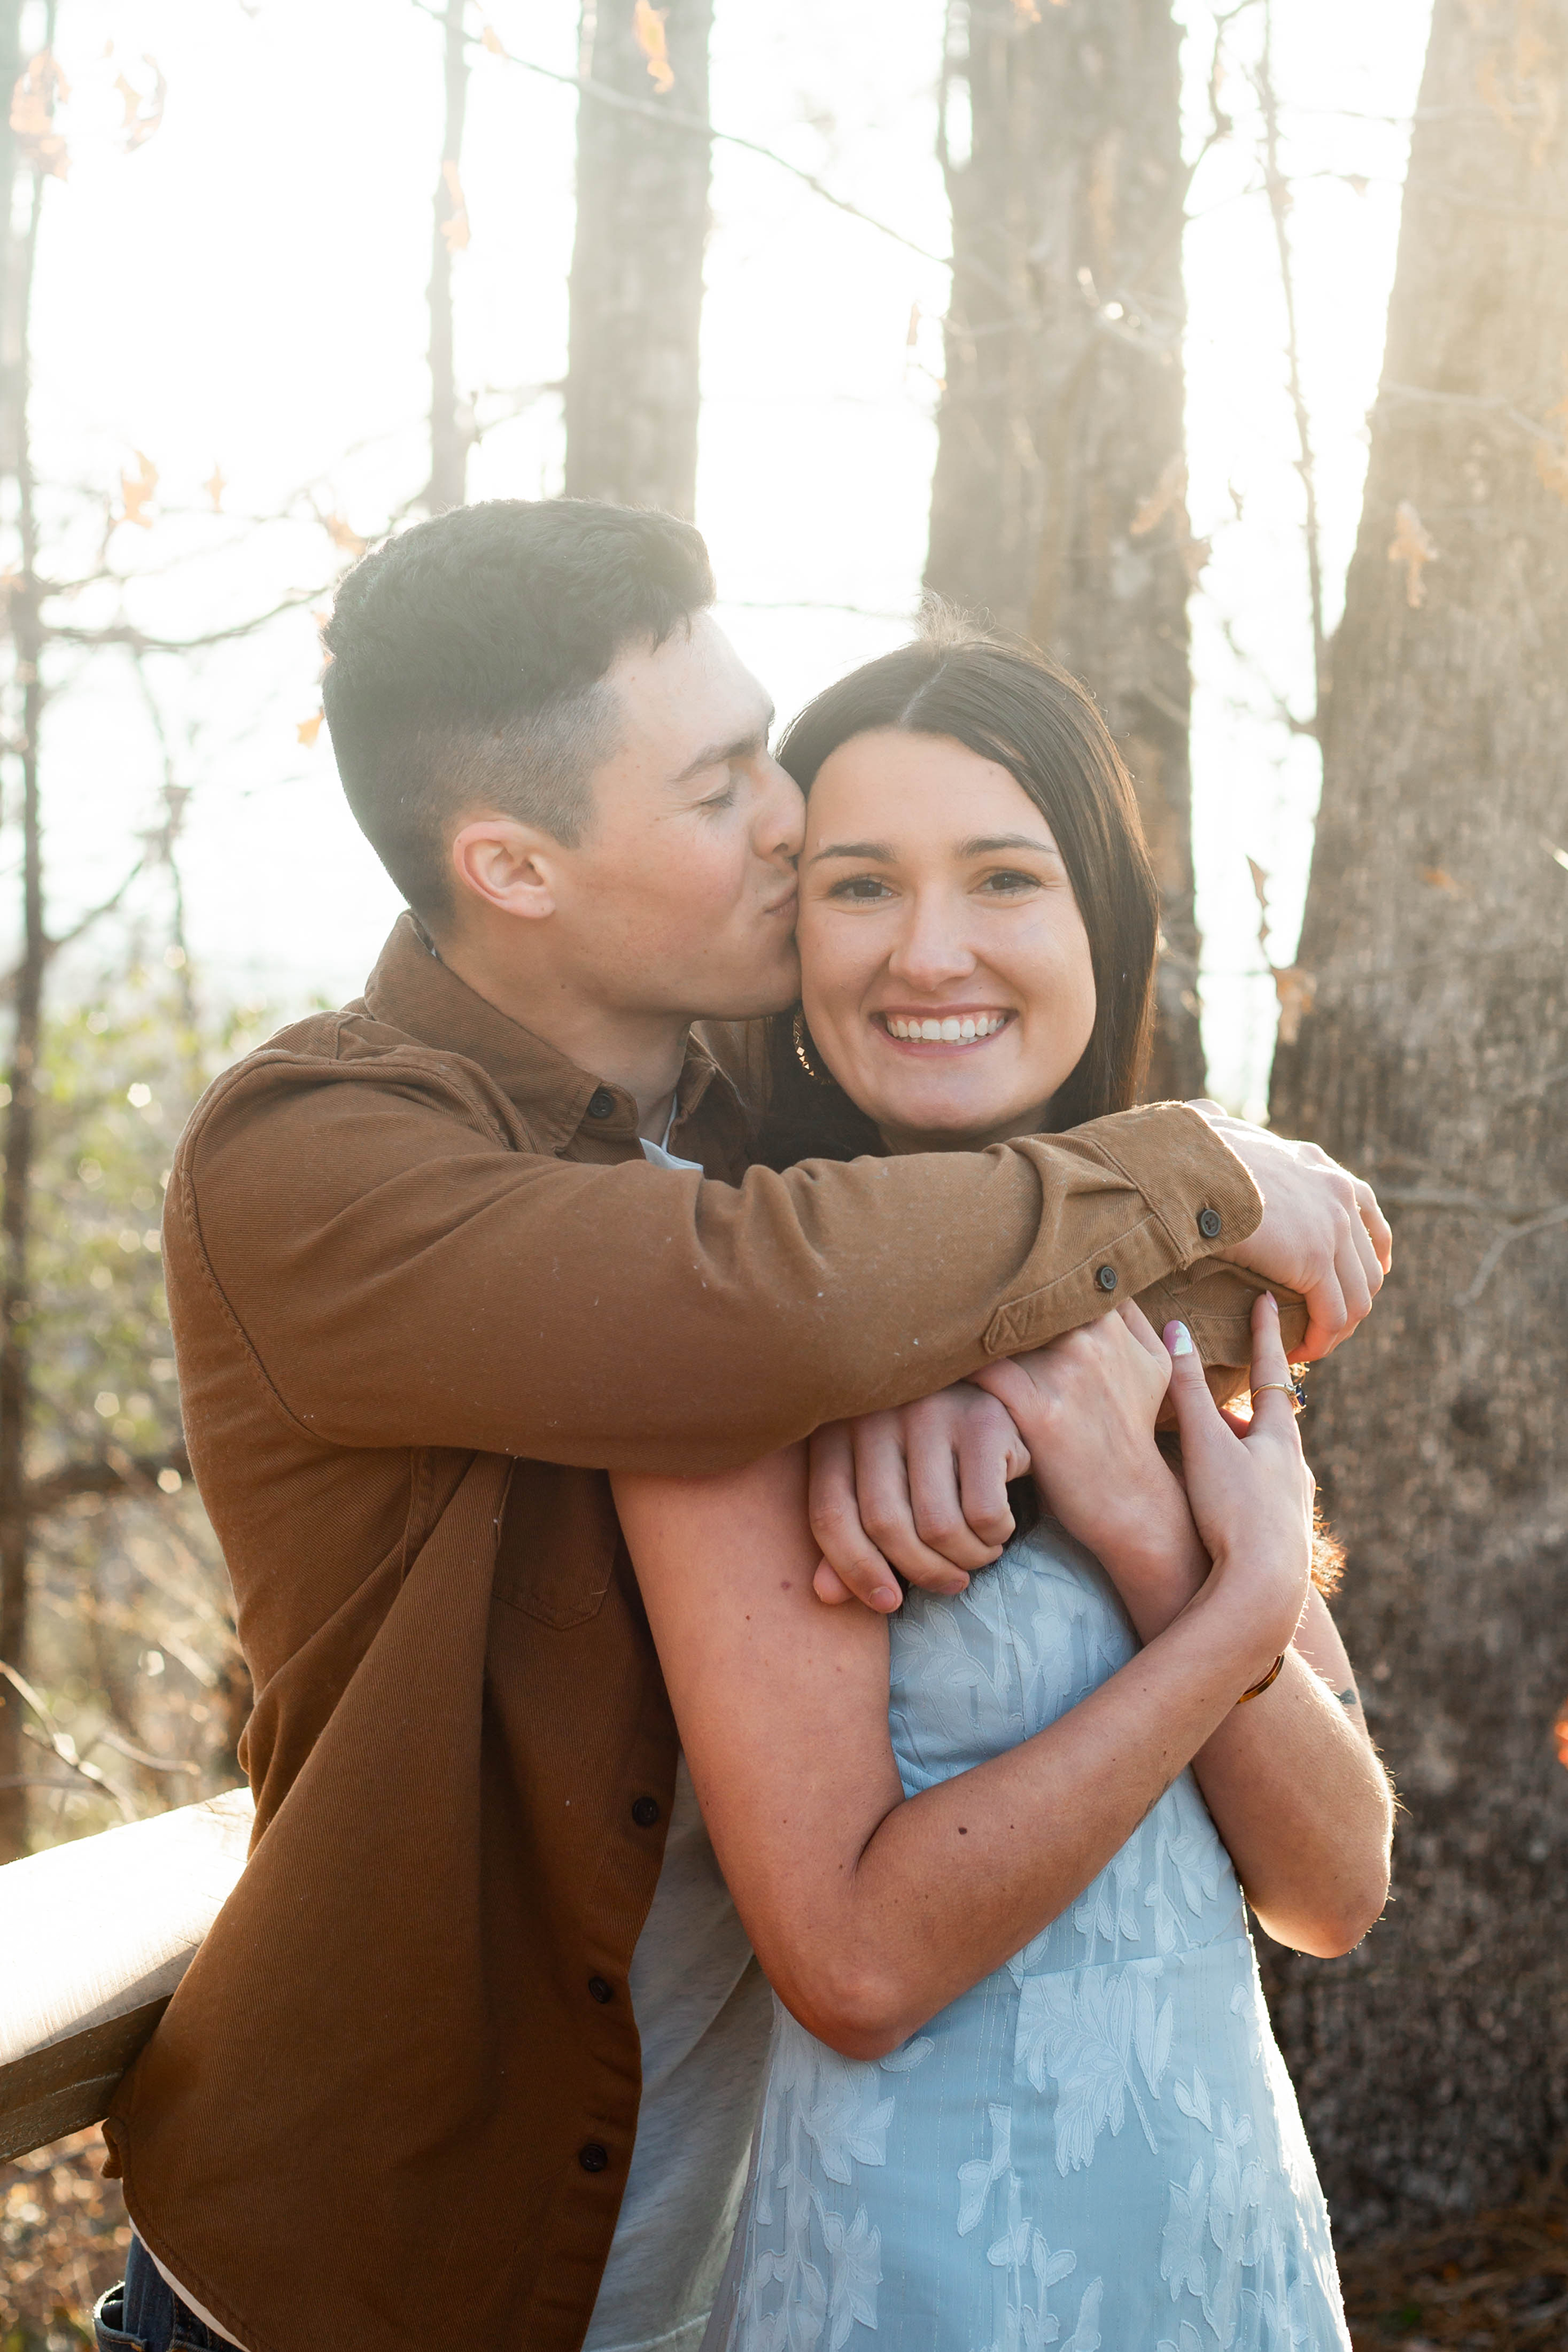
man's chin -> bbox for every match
[686,956,800,1026]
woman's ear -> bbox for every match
[450,817,564,924]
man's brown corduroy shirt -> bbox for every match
[105,912,1296,2352]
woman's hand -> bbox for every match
[1163,1290,1315,1668]
[971,1305,1193,1597]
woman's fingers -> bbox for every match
[1243,1290,1300,1437]
[1160,1316,1230,1468]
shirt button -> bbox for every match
[1094,1264,1118,1293]
[1198,1206,1223,1241]
[586,1089,616,1120]
[587,1976,613,2005]
[630,1795,661,1828]
[578,2141,609,2174]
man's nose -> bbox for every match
[888,895,977,988]
[758,756,805,866]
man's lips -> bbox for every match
[873,1009,1016,1046]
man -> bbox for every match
[97,501,1388,2352]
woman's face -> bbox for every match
[796,728,1098,1151]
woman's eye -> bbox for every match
[827,875,893,903]
[698,783,738,813]
[978,868,1040,895]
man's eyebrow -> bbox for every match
[670,702,776,786]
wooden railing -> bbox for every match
[0,1788,253,2162]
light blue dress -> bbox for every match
[702,1518,1351,2352]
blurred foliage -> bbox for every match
[0,2129,127,2349]
[15,954,276,1851]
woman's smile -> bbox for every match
[874,1008,1015,1046]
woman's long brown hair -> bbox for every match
[755,609,1161,1171]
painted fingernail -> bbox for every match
[1165,1321,1195,1356]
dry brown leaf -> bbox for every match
[117,55,167,152]
[480,25,508,56]
[296,712,323,748]
[203,464,226,513]
[325,513,367,558]
[1388,500,1438,608]
[1272,966,1316,1049]
[634,0,675,93]
[119,451,158,529]
[440,158,470,252]
[11,50,71,179]
[1130,453,1187,538]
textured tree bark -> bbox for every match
[925,0,1205,1098]
[1264,0,1568,2240]
[564,0,713,519]
[425,0,472,514]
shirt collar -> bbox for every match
[359,912,748,1164]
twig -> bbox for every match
[92,1722,199,1775]
[459,15,949,270]
[25,1443,190,1515]
[47,583,330,656]
[0,1657,136,1819]
[1454,1202,1568,1307]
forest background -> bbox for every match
[2,0,1566,2345]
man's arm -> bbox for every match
[177,1060,1257,1483]
[806,1112,1392,1597]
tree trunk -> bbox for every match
[564,0,712,519]
[0,54,47,1865]
[925,0,1205,1099]
[1265,0,1568,2239]
[425,0,472,513]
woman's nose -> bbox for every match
[887,898,978,990]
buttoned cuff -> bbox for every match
[1084,1100,1263,1264]
[981,1104,1263,1359]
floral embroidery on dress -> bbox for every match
[706,1525,1349,2352]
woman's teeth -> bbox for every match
[884,1013,1009,1043]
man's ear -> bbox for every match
[449,815,567,924]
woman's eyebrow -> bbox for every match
[960,832,1060,856]
[807,840,896,865]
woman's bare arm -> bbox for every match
[612,1318,1312,2061]
[976,1303,1393,1957]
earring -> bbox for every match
[792,1008,834,1087]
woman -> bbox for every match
[613,621,1392,2352]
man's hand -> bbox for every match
[1188,1104,1392,1361]
[807,1383,1031,1611]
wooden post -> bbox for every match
[0,1788,252,2160]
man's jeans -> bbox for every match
[94,2234,229,2352]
